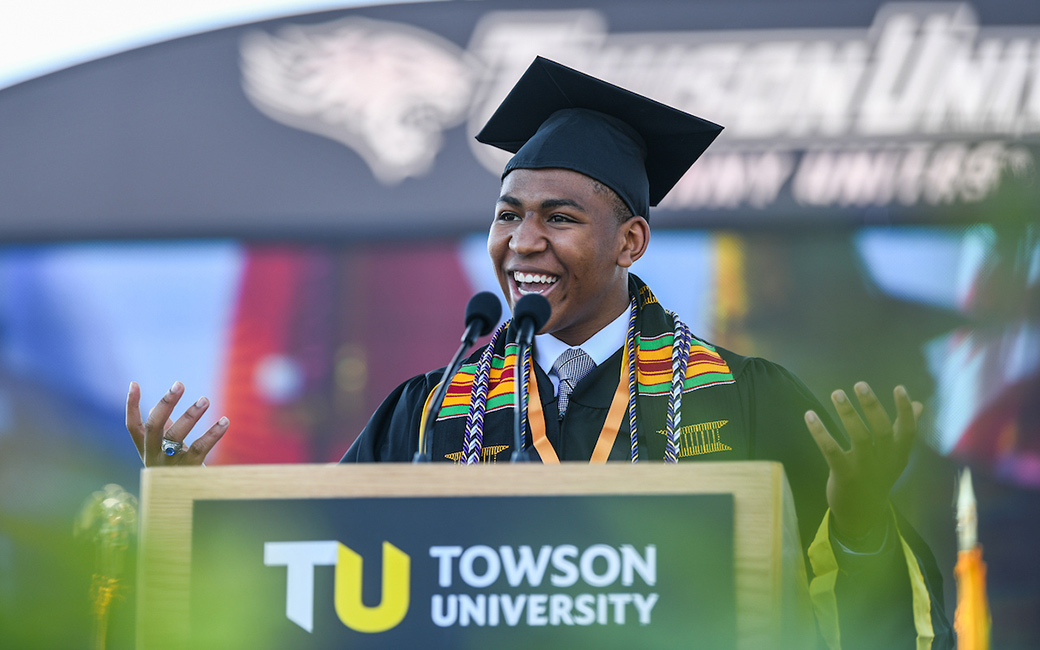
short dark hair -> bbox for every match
[591,180,635,224]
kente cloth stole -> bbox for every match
[434,275,735,463]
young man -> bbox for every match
[128,58,952,648]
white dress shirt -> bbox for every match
[533,304,632,396]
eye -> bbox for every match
[496,210,520,222]
[548,213,575,223]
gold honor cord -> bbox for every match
[416,379,444,459]
[529,349,630,464]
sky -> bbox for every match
[0,0,439,91]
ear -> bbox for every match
[616,216,650,268]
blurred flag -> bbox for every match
[858,225,1040,487]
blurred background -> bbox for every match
[0,0,1037,647]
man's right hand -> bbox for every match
[126,381,229,466]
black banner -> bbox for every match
[1,0,1038,240]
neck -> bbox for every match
[550,291,630,346]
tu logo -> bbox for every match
[265,540,410,633]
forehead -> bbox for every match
[498,168,613,209]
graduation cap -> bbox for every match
[475,56,723,219]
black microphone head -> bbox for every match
[513,294,552,333]
[465,292,503,337]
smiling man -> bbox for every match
[129,57,952,648]
[339,58,953,649]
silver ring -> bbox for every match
[161,437,185,456]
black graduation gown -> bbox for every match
[344,345,830,536]
[342,342,953,650]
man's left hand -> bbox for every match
[804,382,923,542]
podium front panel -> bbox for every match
[137,462,807,650]
[190,493,734,649]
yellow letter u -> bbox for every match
[334,541,410,633]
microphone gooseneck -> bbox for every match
[413,292,503,463]
[510,294,551,462]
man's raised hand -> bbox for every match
[804,382,922,542]
[126,381,229,466]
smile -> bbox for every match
[512,271,559,295]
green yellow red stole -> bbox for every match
[422,275,734,463]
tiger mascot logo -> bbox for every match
[241,17,478,184]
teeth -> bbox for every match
[513,271,558,285]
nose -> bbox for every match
[509,215,547,255]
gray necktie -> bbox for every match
[552,348,596,419]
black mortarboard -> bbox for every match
[475,56,723,219]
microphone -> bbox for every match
[510,294,551,462]
[462,291,503,348]
[512,294,551,349]
[414,292,502,462]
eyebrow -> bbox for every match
[496,195,587,212]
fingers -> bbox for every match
[853,382,894,443]
[892,385,919,457]
[912,401,924,423]
[828,382,920,478]
[804,410,850,474]
[133,382,229,467]
[831,389,872,452]
[163,395,211,443]
[185,417,231,464]
[818,382,921,536]
[142,381,184,463]
[126,381,145,458]
[893,385,916,429]
[145,381,184,432]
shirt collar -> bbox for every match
[533,303,632,377]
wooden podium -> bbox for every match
[137,462,815,649]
